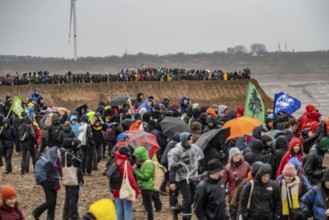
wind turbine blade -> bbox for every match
[68,0,73,43]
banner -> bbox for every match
[273,92,301,117]
[10,96,24,119]
[244,81,265,124]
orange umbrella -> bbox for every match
[222,116,262,140]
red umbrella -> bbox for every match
[124,130,160,159]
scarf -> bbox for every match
[281,176,300,216]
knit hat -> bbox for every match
[288,157,302,171]
[1,185,17,202]
[282,163,297,177]
[154,104,161,111]
[207,159,224,174]
[317,137,329,152]
[180,132,192,145]
[229,147,241,162]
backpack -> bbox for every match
[19,124,30,142]
[146,160,167,192]
[34,156,49,184]
[103,122,119,142]
[51,125,62,143]
[106,159,125,190]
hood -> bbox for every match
[133,146,149,162]
[52,116,60,125]
[117,133,128,143]
[179,96,189,105]
[288,137,302,152]
[250,139,264,152]
[217,105,228,116]
[255,163,272,181]
[310,111,321,122]
[275,135,289,150]
[288,157,302,171]
[70,115,77,122]
[63,124,72,132]
[121,119,132,131]
[180,132,192,145]
[23,115,31,124]
[172,132,181,142]
[33,88,39,94]
[199,113,208,125]
[237,106,244,117]
[317,137,329,153]
[305,104,316,113]
[261,135,273,147]
[192,108,201,119]
[206,108,217,117]
[235,136,247,150]
[191,122,202,134]
[46,147,58,167]
[114,151,128,161]
[251,161,264,178]
[252,125,263,140]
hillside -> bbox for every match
[0,79,273,112]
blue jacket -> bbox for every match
[70,115,79,137]
[300,185,328,220]
[179,96,189,114]
[137,99,153,113]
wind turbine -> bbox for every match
[69,0,78,61]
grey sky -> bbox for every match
[0,0,328,58]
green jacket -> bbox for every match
[133,147,154,190]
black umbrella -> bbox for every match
[195,128,230,151]
[160,116,191,139]
[108,96,131,106]
[73,104,88,115]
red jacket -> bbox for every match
[0,205,24,220]
[276,137,306,177]
[113,151,140,199]
[33,123,42,145]
[223,160,250,202]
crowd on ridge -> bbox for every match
[0,67,251,85]
[0,87,329,220]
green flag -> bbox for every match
[244,81,265,124]
[10,96,24,119]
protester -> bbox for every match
[133,147,155,220]
[0,185,25,219]
[168,132,204,220]
[33,147,62,220]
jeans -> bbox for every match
[2,146,13,172]
[115,198,133,220]
[21,147,36,174]
[177,180,197,220]
[142,190,154,220]
[34,184,57,220]
[63,186,80,220]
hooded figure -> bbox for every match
[303,137,329,185]
[301,169,329,220]
[277,137,306,177]
[179,96,190,114]
[70,115,79,137]
[217,105,228,118]
[273,135,289,175]
[240,163,281,220]
[244,139,265,165]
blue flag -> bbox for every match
[273,92,301,117]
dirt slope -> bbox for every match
[0,79,273,111]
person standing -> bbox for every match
[168,132,204,220]
[223,147,250,220]
[0,117,18,174]
[194,159,228,220]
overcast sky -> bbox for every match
[0,0,328,58]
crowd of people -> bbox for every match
[0,86,329,220]
[0,67,251,85]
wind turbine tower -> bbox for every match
[69,0,78,61]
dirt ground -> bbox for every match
[0,153,199,220]
[0,79,273,112]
